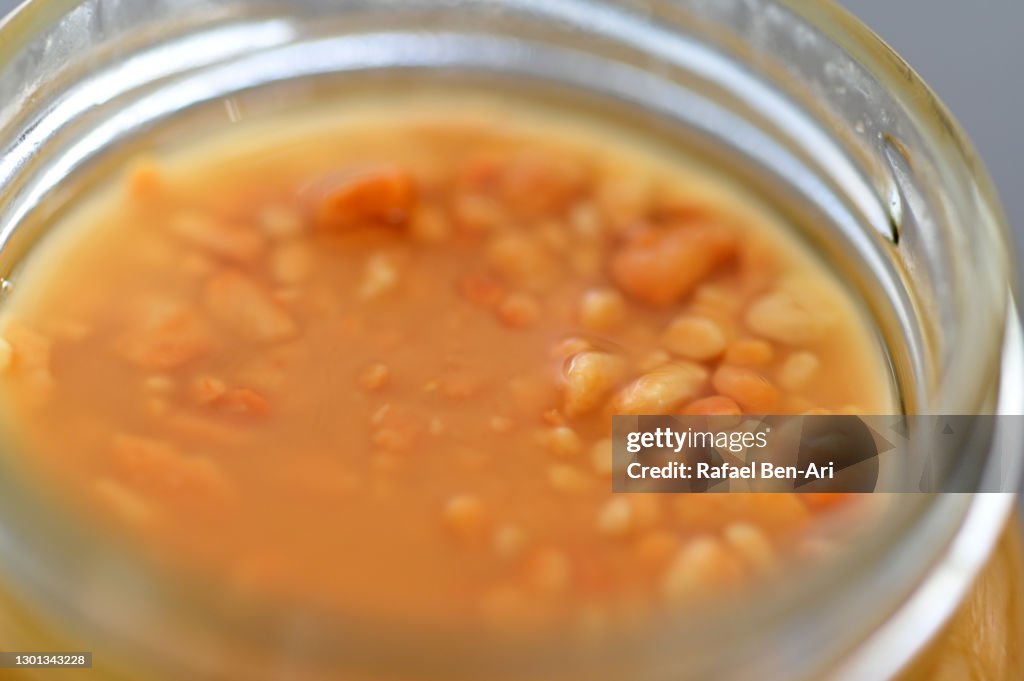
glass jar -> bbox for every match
[0,1,1020,680]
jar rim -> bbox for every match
[0,2,1019,680]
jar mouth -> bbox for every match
[0,2,1019,680]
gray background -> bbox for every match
[839,0,1023,259]
[0,0,1019,248]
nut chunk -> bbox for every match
[3,324,54,400]
[610,222,738,307]
[204,270,296,342]
[612,362,708,415]
[745,275,839,344]
[661,537,743,604]
[117,303,210,371]
[563,351,626,417]
[310,165,416,230]
[111,433,230,501]
[712,366,781,412]
[169,212,266,262]
[661,316,727,361]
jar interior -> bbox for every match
[0,3,1014,681]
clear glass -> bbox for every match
[0,1,1019,680]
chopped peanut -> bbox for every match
[745,275,838,344]
[610,223,738,306]
[461,151,587,217]
[110,433,230,501]
[661,316,727,361]
[486,233,556,292]
[579,288,627,331]
[712,366,782,413]
[778,351,820,391]
[169,212,266,262]
[205,271,296,342]
[563,351,626,418]
[612,363,708,414]
[661,537,744,604]
[311,165,416,230]
[117,303,210,371]
[502,152,588,216]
